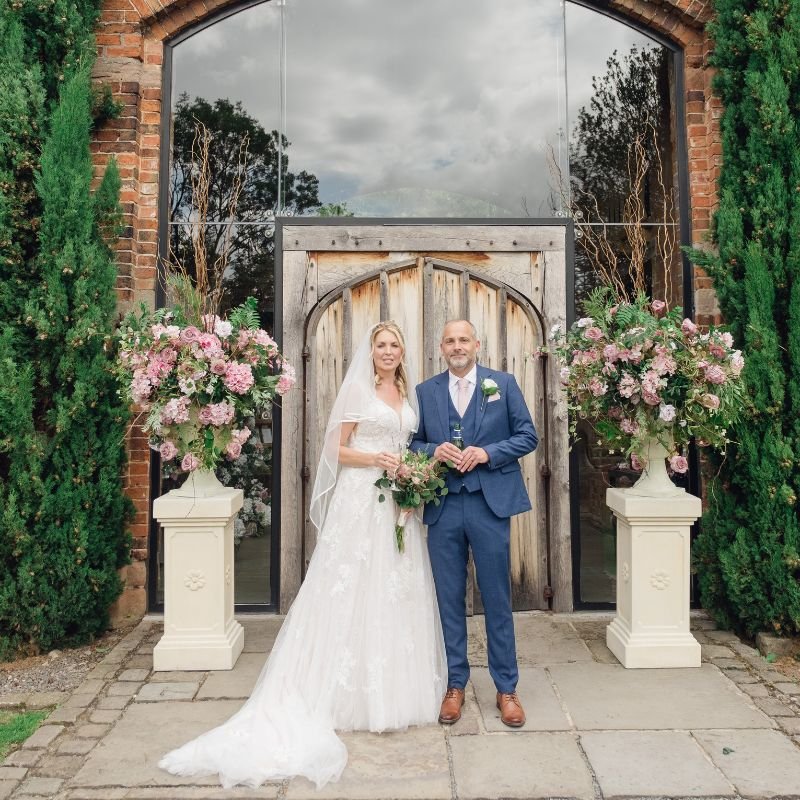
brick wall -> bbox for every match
[94,0,722,624]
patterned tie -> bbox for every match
[456,378,470,417]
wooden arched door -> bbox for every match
[278,222,571,612]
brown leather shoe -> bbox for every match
[496,691,526,728]
[438,688,465,724]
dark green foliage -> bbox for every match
[689,0,800,636]
[0,4,132,657]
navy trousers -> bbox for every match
[427,489,518,693]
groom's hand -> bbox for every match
[434,442,464,464]
[456,446,489,472]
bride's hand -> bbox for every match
[374,451,401,472]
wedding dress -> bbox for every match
[159,396,447,789]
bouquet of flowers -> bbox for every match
[115,297,295,472]
[551,287,746,470]
[375,450,449,552]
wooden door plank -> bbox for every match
[280,250,313,612]
[541,248,572,612]
[284,225,567,253]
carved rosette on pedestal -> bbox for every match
[153,469,245,671]
[606,437,702,668]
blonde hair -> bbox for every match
[371,321,409,398]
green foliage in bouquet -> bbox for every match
[0,3,132,658]
[552,288,745,471]
[685,0,800,637]
[375,451,448,552]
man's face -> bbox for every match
[441,321,480,374]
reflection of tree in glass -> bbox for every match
[568,45,676,303]
[169,93,321,321]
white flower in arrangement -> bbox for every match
[549,323,562,339]
[214,319,233,338]
[576,317,593,328]
[659,404,677,422]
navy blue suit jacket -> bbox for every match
[410,365,538,525]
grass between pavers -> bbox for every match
[0,708,50,759]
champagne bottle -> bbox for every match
[450,423,464,475]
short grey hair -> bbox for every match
[441,319,478,338]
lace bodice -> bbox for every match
[347,398,417,454]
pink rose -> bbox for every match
[630,453,643,471]
[181,453,200,472]
[651,300,666,316]
[721,332,733,348]
[642,391,661,406]
[589,377,608,397]
[198,333,223,355]
[179,325,202,344]
[253,329,277,348]
[231,427,251,446]
[603,343,621,363]
[585,326,604,341]
[730,351,744,376]
[620,418,639,435]
[669,454,689,473]
[681,318,698,336]
[225,441,243,460]
[618,374,639,399]
[210,358,228,375]
[708,342,726,358]
[159,441,178,461]
[699,393,720,410]
[704,365,726,384]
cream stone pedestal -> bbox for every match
[606,487,702,668]
[153,476,244,671]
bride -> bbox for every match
[159,321,447,789]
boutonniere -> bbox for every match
[480,377,500,411]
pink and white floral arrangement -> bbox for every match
[115,298,295,471]
[550,288,745,471]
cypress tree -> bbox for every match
[0,2,132,656]
[691,0,800,636]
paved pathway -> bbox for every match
[2,613,800,799]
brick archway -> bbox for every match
[95,0,720,622]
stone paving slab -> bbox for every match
[239,616,283,655]
[196,653,264,700]
[550,662,775,730]
[71,700,243,787]
[285,726,449,800]
[68,788,279,799]
[450,732,594,799]
[514,614,594,665]
[580,730,735,797]
[135,682,199,702]
[471,667,570,732]
[693,728,800,797]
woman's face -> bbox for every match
[372,329,404,373]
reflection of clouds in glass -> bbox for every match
[170,0,665,217]
[565,4,657,128]
[283,0,566,213]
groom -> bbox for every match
[411,320,538,727]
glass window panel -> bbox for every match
[566,5,684,604]
[156,223,276,607]
[169,3,284,224]
[284,0,568,218]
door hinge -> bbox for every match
[539,464,551,478]
[301,465,310,479]
[302,346,311,361]
[543,585,554,600]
